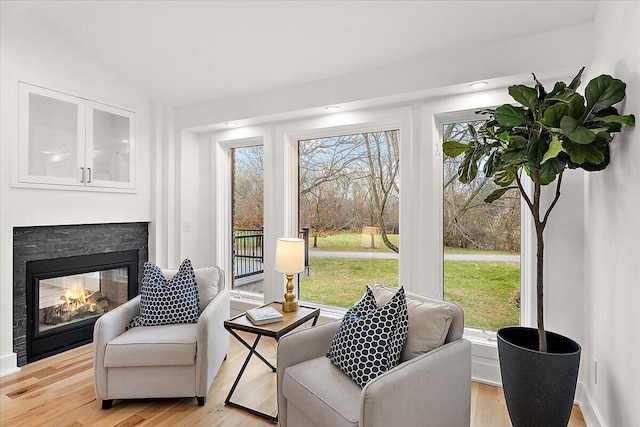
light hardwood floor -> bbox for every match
[1,332,585,426]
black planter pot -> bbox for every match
[497,327,581,427]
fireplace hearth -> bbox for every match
[13,222,148,366]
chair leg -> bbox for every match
[197,396,206,406]
[101,399,114,410]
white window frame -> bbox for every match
[278,108,412,311]
[215,134,266,303]
[434,109,535,343]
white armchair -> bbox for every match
[93,266,229,409]
[277,292,471,427]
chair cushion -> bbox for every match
[327,287,408,387]
[283,356,361,427]
[163,265,224,312]
[104,322,197,367]
[134,259,200,327]
[371,283,454,361]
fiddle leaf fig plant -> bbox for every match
[443,68,635,352]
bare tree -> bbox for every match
[363,131,399,253]
[233,146,263,229]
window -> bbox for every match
[442,120,521,331]
[231,145,264,293]
[298,130,400,308]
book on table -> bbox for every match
[246,306,284,325]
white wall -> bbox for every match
[582,2,640,427]
[0,9,152,375]
[177,24,594,131]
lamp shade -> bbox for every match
[274,238,305,274]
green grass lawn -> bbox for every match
[300,256,520,331]
[308,233,517,257]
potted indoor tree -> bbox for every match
[443,67,634,426]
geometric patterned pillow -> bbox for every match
[327,286,408,388]
[128,259,199,328]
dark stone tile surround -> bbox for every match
[13,222,148,366]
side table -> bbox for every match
[223,302,320,423]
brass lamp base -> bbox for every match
[282,273,299,312]
[282,300,299,312]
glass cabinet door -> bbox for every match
[18,84,85,186]
[85,102,135,189]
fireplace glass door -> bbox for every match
[26,250,138,362]
[38,268,128,333]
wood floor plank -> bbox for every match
[1,332,586,426]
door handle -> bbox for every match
[80,167,85,183]
[87,168,92,183]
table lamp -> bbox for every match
[274,237,305,312]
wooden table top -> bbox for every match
[224,302,320,340]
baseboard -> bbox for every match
[577,382,605,427]
[469,337,502,386]
[0,352,20,377]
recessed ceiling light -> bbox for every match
[225,122,237,127]
[325,106,340,112]
[470,82,489,90]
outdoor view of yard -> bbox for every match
[299,233,520,331]
[232,124,521,332]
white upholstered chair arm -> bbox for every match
[195,289,230,396]
[93,295,141,399]
[360,339,472,427]
[277,320,341,426]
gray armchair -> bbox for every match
[93,266,229,409]
[277,292,471,427]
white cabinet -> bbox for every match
[18,83,136,190]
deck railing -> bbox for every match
[233,227,309,280]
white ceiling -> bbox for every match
[2,1,600,107]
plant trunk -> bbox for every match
[536,223,547,353]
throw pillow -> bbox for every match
[371,283,454,361]
[327,287,408,387]
[128,258,200,328]
[163,265,224,312]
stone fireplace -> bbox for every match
[13,222,148,366]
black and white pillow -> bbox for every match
[327,286,409,387]
[128,259,200,328]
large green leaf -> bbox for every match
[562,140,606,165]
[457,153,478,184]
[594,114,635,126]
[442,140,469,158]
[567,94,586,119]
[484,186,517,203]
[541,103,569,128]
[541,135,563,164]
[532,73,547,100]
[494,168,517,186]
[494,104,531,127]
[527,133,549,168]
[501,147,527,163]
[568,67,585,90]
[548,81,567,98]
[539,156,566,184]
[585,75,626,117]
[560,116,596,144]
[509,85,539,110]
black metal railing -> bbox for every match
[234,227,264,279]
[232,227,310,280]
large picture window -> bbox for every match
[298,130,400,308]
[442,120,521,331]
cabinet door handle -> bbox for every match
[87,168,92,183]
[80,167,85,183]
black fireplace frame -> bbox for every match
[26,250,139,363]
